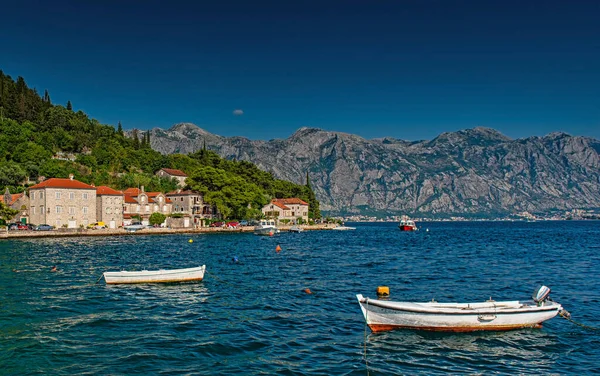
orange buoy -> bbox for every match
[377,286,390,297]
[275,245,282,253]
[304,288,313,294]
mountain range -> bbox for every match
[141,123,600,217]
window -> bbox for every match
[56,206,62,214]
[31,192,35,200]
[69,192,74,200]
[69,207,75,215]
[56,192,61,199]
[154,205,158,212]
[145,205,150,212]
[136,206,140,213]
[83,193,88,200]
[83,207,88,214]
[31,206,35,215]
[163,205,167,212]
[40,192,44,199]
[40,205,45,214]
[106,207,112,214]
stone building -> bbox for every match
[1,188,29,223]
[261,198,309,224]
[29,176,97,228]
[156,168,188,188]
[96,186,124,229]
[166,189,217,227]
[122,187,172,225]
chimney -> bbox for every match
[69,174,74,180]
[141,185,145,193]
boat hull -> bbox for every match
[104,265,206,284]
[254,227,279,236]
[357,294,561,332]
[399,225,417,231]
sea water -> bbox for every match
[1,221,599,375]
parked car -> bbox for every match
[124,222,146,232]
[239,220,249,226]
[225,221,239,228]
[7,223,20,230]
[87,221,106,229]
[210,221,224,228]
[35,224,54,231]
[17,223,30,230]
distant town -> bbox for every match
[337,209,600,223]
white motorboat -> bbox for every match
[289,226,304,233]
[357,285,568,332]
[254,219,279,236]
[332,225,356,231]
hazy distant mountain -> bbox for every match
[142,123,600,216]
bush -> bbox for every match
[149,212,167,226]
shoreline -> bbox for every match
[0,224,339,240]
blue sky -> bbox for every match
[1,0,598,141]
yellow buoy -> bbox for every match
[377,286,390,297]
[188,239,193,243]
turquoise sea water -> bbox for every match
[1,221,599,375]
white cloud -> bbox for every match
[233,109,244,116]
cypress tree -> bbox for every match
[132,129,140,149]
[43,89,51,104]
[117,121,123,136]
[66,100,72,111]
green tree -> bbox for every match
[0,201,19,223]
[66,100,72,111]
[149,212,166,226]
[117,121,123,136]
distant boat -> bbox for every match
[289,226,304,233]
[103,265,206,284]
[357,285,568,332]
[254,219,280,236]
[398,217,418,231]
[332,225,356,231]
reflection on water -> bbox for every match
[1,221,599,375]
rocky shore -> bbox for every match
[0,223,339,240]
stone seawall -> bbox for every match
[0,224,339,240]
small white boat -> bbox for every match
[357,286,568,332]
[254,219,280,236]
[332,225,356,231]
[103,265,206,284]
[289,226,304,233]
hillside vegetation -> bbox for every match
[0,70,320,220]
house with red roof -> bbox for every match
[29,175,97,228]
[122,186,172,225]
[166,189,218,227]
[156,168,188,188]
[96,186,124,229]
[1,188,29,223]
[261,198,309,224]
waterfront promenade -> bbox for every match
[0,223,338,239]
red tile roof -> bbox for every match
[0,193,24,205]
[123,188,141,196]
[124,195,138,203]
[96,186,123,196]
[160,168,187,177]
[29,178,95,190]
[273,198,309,206]
[271,201,290,210]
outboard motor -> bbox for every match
[533,285,551,305]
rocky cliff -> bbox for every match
[144,123,600,216]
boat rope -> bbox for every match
[363,298,370,376]
[559,310,600,331]
[94,274,105,284]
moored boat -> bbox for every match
[289,226,304,233]
[254,219,280,236]
[332,225,356,231]
[103,265,206,284]
[357,285,568,332]
[398,217,418,231]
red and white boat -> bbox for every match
[398,217,418,231]
[357,285,568,332]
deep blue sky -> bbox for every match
[1,0,599,141]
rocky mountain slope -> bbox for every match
[144,123,600,216]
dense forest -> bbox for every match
[0,70,321,220]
